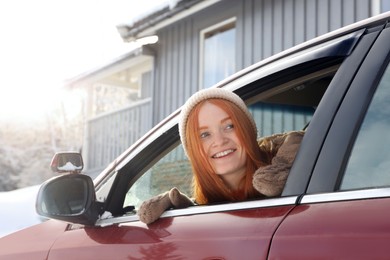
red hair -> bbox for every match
[185,99,268,204]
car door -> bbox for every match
[46,106,301,260]
[45,23,370,260]
[269,23,390,259]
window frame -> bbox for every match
[101,61,346,221]
[339,62,390,190]
[199,17,237,89]
[306,24,390,194]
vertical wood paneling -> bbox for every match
[86,99,152,174]
[184,20,193,101]
[305,0,317,40]
[283,0,294,50]
[273,0,284,54]
[162,31,169,120]
[294,0,306,45]
[356,0,371,20]
[191,19,199,95]
[243,0,254,67]
[166,28,173,119]
[330,0,343,30]
[174,24,181,110]
[178,22,185,107]
[263,0,273,58]
[249,104,313,137]
[343,0,356,26]
[151,0,372,124]
[317,0,330,35]
[253,0,264,62]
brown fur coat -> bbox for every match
[254,131,304,197]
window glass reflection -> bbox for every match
[340,63,390,190]
[203,24,235,88]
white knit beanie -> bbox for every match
[179,88,257,156]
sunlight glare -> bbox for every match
[0,0,166,124]
[0,76,62,123]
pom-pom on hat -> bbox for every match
[178,88,257,156]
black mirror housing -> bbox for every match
[50,152,84,173]
[36,174,99,225]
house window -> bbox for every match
[200,18,236,88]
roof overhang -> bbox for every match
[117,0,221,42]
[64,46,154,88]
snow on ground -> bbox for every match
[0,185,44,238]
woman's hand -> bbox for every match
[138,187,194,224]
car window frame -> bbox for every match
[306,23,390,195]
[100,64,346,221]
[284,25,386,196]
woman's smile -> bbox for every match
[212,148,236,159]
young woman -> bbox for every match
[138,88,303,224]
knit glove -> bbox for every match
[253,131,304,197]
[138,187,194,224]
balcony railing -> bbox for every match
[84,98,152,178]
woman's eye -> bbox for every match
[225,124,234,130]
[200,132,210,139]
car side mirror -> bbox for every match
[36,174,99,225]
[50,152,83,173]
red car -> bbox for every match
[1,12,390,259]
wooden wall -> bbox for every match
[152,0,373,124]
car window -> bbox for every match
[249,103,313,136]
[124,145,191,209]
[339,62,390,190]
[123,66,337,210]
[124,102,313,210]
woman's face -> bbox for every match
[197,101,247,189]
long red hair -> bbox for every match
[185,99,268,204]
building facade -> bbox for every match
[68,0,389,176]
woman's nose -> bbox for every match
[212,131,227,146]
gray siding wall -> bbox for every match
[152,0,373,125]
